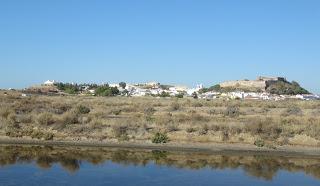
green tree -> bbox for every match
[95,85,119,96]
[192,92,198,99]
[119,82,127,89]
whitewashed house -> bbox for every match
[109,83,119,88]
[43,80,57,86]
[187,84,203,96]
[296,94,320,100]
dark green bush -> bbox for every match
[254,139,265,147]
[152,132,169,144]
[76,105,90,114]
[175,93,184,98]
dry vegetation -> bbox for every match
[1,90,320,148]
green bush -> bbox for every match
[159,91,170,97]
[254,139,265,147]
[76,105,90,114]
[95,85,120,96]
[152,132,169,144]
[175,93,184,98]
[266,81,309,95]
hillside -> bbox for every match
[218,76,309,95]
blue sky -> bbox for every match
[0,0,319,93]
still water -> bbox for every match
[0,145,319,186]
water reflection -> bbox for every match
[0,145,320,180]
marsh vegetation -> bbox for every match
[1,91,320,148]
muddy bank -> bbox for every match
[1,138,320,157]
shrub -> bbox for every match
[266,80,309,95]
[222,130,229,141]
[76,105,90,114]
[31,130,54,140]
[152,132,169,144]
[89,118,103,129]
[65,87,77,94]
[166,124,179,132]
[254,139,265,147]
[192,102,203,107]
[170,102,180,111]
[198,124,209,135]
[186,127,196,133]
[6,113,19,128]
[175,93,184,98]
[43,133,54,140]
[0,108,13,119]
[110,109,122,116]
[37,112,55,126]
[19,115,33,123]
[282,107,303,116]
[95,85,120,96]
[61,111,79,124]
[208,109,216,115]
[144,107,156,115]
[112,125,128,139]
[119,82,126,89]
[191,113,209,122]
[224,106,240,117]
[159,91,170,97]
[192,92,198,99]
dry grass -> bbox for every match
[1,90,320,147]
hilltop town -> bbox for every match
[21,76,319,101]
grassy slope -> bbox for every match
[0,90,320,148]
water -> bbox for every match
[0,145,319,186]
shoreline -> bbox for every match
[1,138,320,157]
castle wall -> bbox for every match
[220,80,266,91]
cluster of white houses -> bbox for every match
[109,82,203,97]
[41,80,319,101]
[201,91,320,101]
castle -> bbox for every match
[220,76,286,92]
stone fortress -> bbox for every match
[220,76,286,92]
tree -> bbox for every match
[122,89,129,96]
[119,82,126,89]
[95,85,120,97]
[160,91,170,97]
[266,81,309,95]
[192,92,198,99]
[175,93,184,98]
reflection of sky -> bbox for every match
[0,161,319,186]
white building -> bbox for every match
[43,80,57,86]
[187,84,203,95]
[296,94,320,100]
[109,83,119,88]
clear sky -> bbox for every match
[1,0,319,93]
